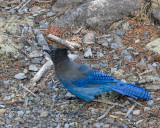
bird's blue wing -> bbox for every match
[71,70,116,88]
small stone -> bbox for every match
[117,30,125,36]
[0,109,6,114]
[97,37,108,44]
[147,100,154,106]
[97,52,104,58]
[111,43,119,49]
[17,111,24,117]
[144,107,150,112]
[0,105,5,108]
[65,92,76,99]
[122,124,128,128]
[121,50,133,61]
[135,39,140,43]
[14,73,27,80]
[146,85,160,90]
[156,97,160,101]
[3,80,10,85]
[84,47,92,58]
[29,51,43,58]
[40,111,48,118]
[136,62,147,70]
[146,38,160,55]
[111,68,117,73]
[31,58,42,64]
[64,123,69,128]
[29,65,39,71]
[143,32,148,37]
[102,42,109,47]
[93,122,104,128]
[121,109,128,113]
[107,38,113,43]
[68,54,78,61]
[83,32,95,44]
[10,9,16,14]
[133,110,140,115]
[103,124,110,128]
[47,12,53,17]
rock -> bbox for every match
[93,123,104,128]
[97,36,109,44]
[65,92,76,99]
[116,30,125,36]
[114,69,124,79]
[31,58,42,64]
[29,65,39,71]
[102,42,109,47]
[47,12,53,17]
[146,38,160,54]
[17,111,24,117]
[97,52,104,58]
[121,109,128,113]
[122,124,128,128]
[144,107,150,112]
[111,68,117,73]
[111,43,119,49]
[136,62,147,70]
[84,47,92,58]
[143,32,148,37]
[40,111,48,118]
[83,32,95,44]
[88,107,99,114]
[145,85,160,90]
[14,73,27,80]
[121,50,133,61]
[147,100,154,106]
[29,51,43,58]
[64,123,69,128]
[133,110,140,115]
[52,0,140,32]
[0,109,6,114]
[135,39,140,43]
[103,124,110,128]
[113,34,125,49]
[151,9,160,24]
[68,54,79,61]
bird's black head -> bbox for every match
[44,48,69,63]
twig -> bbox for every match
[97,105,115,121]
[125,104,136,118]
[127,97,143,106]
[93,100,124,107]
[22,86,36,97]
[18,0,32,12]
[27,60,53,89]
[138,70,156,76]
[48,34,81,50]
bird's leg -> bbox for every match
[69,101,89,115]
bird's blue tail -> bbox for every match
[110,81,150,100]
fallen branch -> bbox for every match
[48,34,81,50]
[97,105,115,121]
[127,97,143,106]
[125,104,136,118]
[93,100,124,107]
[22,86,36,97]
[29,60,53,87]
[18,0,32,12]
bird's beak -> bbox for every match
[44,49,51,54]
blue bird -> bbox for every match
[45,48,150,113]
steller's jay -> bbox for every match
[45,48,150,114]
